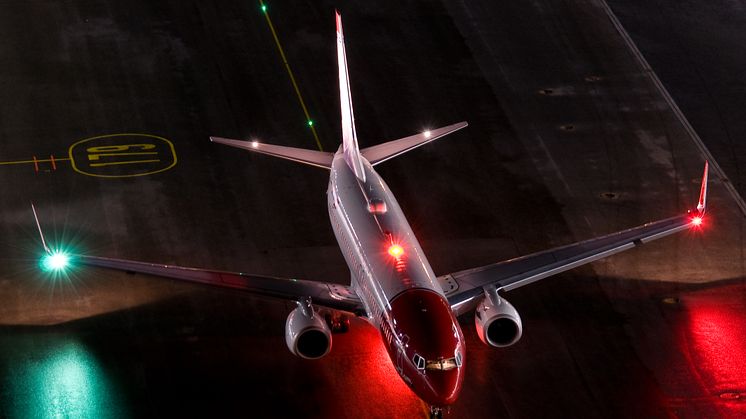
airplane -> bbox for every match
[32,11,709,418]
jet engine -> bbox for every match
[474,293,523,348]
[285,300,332,359]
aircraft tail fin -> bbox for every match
[361,122,468,166]
[210,137,334,169]
[336,11,365,182]
[210,13,469,175]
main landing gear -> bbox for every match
[324,312,350,333]
[429,406,443,419]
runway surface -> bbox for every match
[0,0,744,418]
[608,0,746,202]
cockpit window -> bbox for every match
[413,353,425,370]
[425,357,459,371]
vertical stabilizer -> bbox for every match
[336,11,366,182]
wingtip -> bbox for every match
[31,203,51,254]
[696,160,709,215]
[210,136,232,144]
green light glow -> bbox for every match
[3,337,128,418]
[307,119,314,127]
[261,4,267,12]
[41,251,71,272]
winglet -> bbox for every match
[697,161,708,215]
[31,203,51,254]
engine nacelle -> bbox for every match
[474,294,523,348]
[285,303,332,359]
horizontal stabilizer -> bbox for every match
[210,137,334,169]
[361,121,468,166]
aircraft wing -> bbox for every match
[32,203,363,314]
[73,254,364,315]
[443,162,709,316]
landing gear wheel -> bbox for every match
[429,406,443,419]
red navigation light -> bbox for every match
[692,216,703,226]
[388,244,404,258]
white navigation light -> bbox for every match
[251,141,259,148]
[423,130,431,139]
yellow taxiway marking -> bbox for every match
[259,0,324,151]
[0,133,177,178]
[0,157,71,165]
[69,133,177,178]
[88,159,161,168]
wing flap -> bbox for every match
[444,161,708,314]
[445,213,699,313]
[77,255,363,314]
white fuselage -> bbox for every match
[327,149,442,322]
[326,148,465,407]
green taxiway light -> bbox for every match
[42,251,71,272]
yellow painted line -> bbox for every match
[69,133,177,178]
[0,133,177,179]
[89,159,160,168]
[259,0,324,151]
[0,157,71,166]
[87,151,158,160]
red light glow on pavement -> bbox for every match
[684,286,746,414]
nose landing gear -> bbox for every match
[324,312,350,333]
[429,406,443,419]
